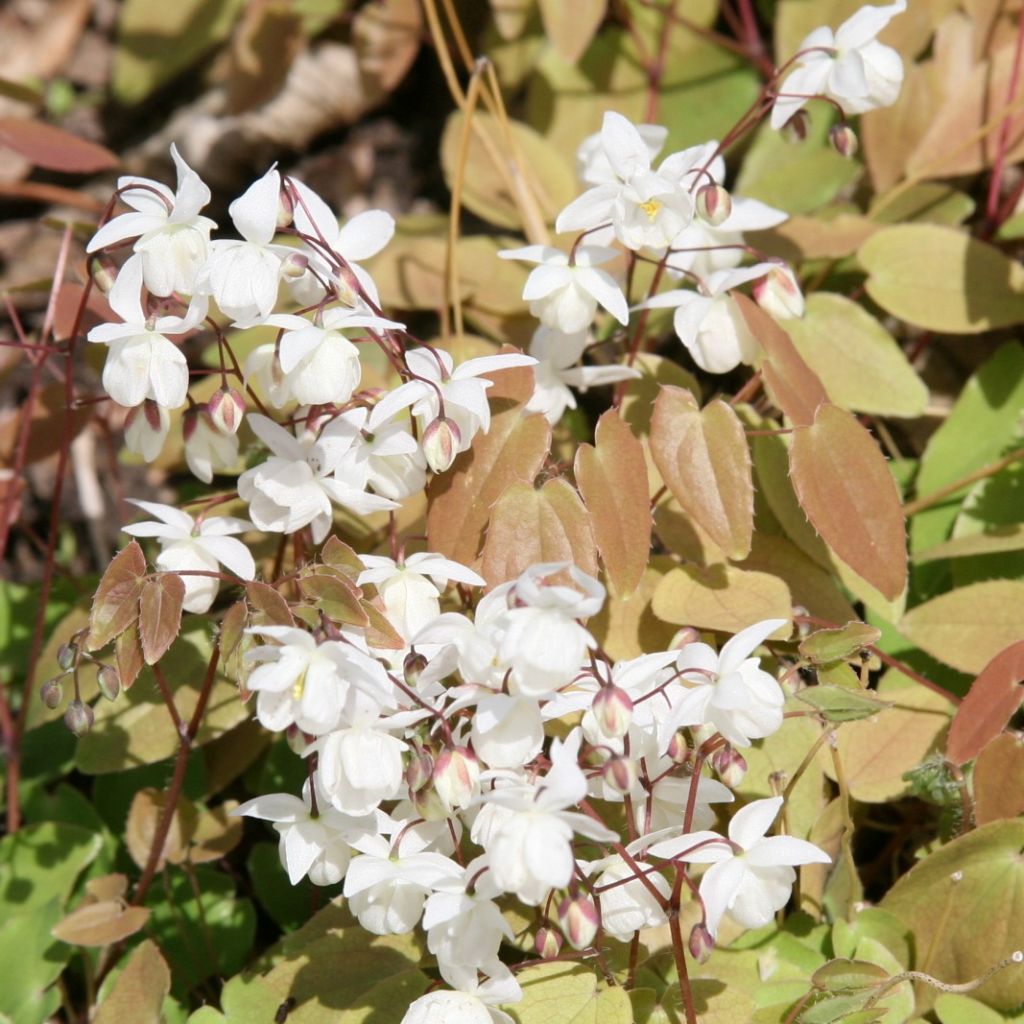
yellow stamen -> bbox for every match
[292,671,306,702]
[639,198,662,221]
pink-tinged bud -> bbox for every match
[404,651,429,686]
[433,745,480,812]
[411,784,448,821]
[666,731,689,765]
[782,109,811,143]
[277,191,294,230]
[40,677,64,710]
[601,755,638,795]
[57,642,77,672]
[558,893,600,950]
[281,251,309,279]
[829,123,858,158]
[592,684,633,739]
[124,400,170,463]
[535,926,563,960]
[207,387,246,435]
[421,416,461,474]
[405,746,435,793]
[690,723,716,749]
[97,664,121,702]
[670,627,701,650]
[712,745,748,788]
[688,923,715,964]
[64,699,94,737]
[182,406,200,444]
[753,264,805,321]
[696,183,732,227]
[285,724,313,755]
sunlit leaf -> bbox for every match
[946,641,1024,764]
[87,542,147,652]
[51,900,150,947]
[972,734,1024,825]
[513,961,633,1023]
[139,573,185,666]
[797,685,891,722]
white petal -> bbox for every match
[717,618,788,674]
[746,835,831,868]
[230,167,281,245]
[337,209,395,260]
[197,535,256,580]
[728,797,783,850]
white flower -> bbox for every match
[470,693,544,769]
[525,326,639,424]
[661,619,787,749]
[184,410,240,483]
[556,112,695,251]
[403,963,520,1024]
[423,865,513,972]
[361,416,427,501]
[648,797,831,938]
[591,854,670,940]
[86,255,200,409]
[87,144,215,297]
[368,348,536,457]
[197,167,291,325]
[244,344,294,409]
[497,245,628,333]
[634,771,734,835]
[317,723,409,815]
[238,413,396,543]
[123,401,170,462]
[640,263,777,374]
[577,122,667,186]
[771,1,907,129]
[122,500,254,614]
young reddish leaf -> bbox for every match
[973,734,1024,825]
[650,387,754,561]
[115,624,145,690]
[246,581,294,628]
[789,402,907,601]
[946,641,1024,765]
[427,363,550,567]
[51,900,150,947]
[480,478,597,587]
[0,117,118,173]
[138,573,186,666]
[361,599,406,651]
[92,941,170,1024]
[320,535,365,578]
[87,542,147,651]
[734,293,828,426]
[298,571,369,627]
[575,409,650,596]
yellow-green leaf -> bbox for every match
[537,0,606,64]
[513,962,633,1023]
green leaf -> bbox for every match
[0,821,102,915]
[812,958,890,993]
[0,898,68,1024]
[247,841,315,932]
[858,226,1024,333]
[800,623,881,665]
[782,294,927,418]
[798,685,891,722]
[831,908,912,968]
[935,993,1007,1024]
[512,962,633,1023]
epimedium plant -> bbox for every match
[4,0,1024,1023]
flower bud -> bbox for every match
[97,664,121,702]
[712,745,748,788]
[124,400,170,463]
[535,926,563,959]
[753,264,805,320]
[277,191,294,230]
[829,123,858,158]
[670,627,701,650]
[89,253,119,293]
[411,784,448,821]
[782,109,810,143]
[601,755,638,795]
[666,731,689,765]
[690,723,716,749]
[696,183,732,227]
[281,251,309,279]
[207,387,246,435]
[558,893,600,950]
[404,651,429,687]
[405,746,435,794]
[64,699,94,737]
[40,677,64,709]
[688,922,715,964]
[421,416,461,474]
[286,723,313,755]
[57,641,77,672]
[433,745,480,813]
[592,684,633,739]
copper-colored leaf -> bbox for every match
[84,873,129,903]
[538,0,607,64]
[52,900,150,947]
[139,573,185,666]
[650,387,753,561]
[180,802,243,865]
[427,362,550,567]
[298,570,369,627]
[734,293,828,426]
[973,734,1024,825]
[114,623,144,690]
[361,599,406,651]
[87,542,147,651]
[321,535,365,577]
[246,580,294,627]
[575,409,650,595]
[93,940,170,1024]
[789,402,907,601]
[0,118,118,172]
[480,478,597,586]
[946,641,1024,765]
[125,789,198,872]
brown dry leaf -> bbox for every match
[789,403,907,602]
[94,940,170,1024]
[827,670,952,803]
[139,573,186,666]
[88,542,147,652]
[427,362,550,568]
[973,734,1024,825]
[352,0,423,93]
[52,900,150,947]
[538,0,606,64]
[901,581,1024,675]
[651,564,792,636]
[480,478,597,586]
[125,789,199,872]
[734,294,827,427]
[575,409,650,596]
[224,0,305,113]
[650,387,753,561]
[946,641,1024,765]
